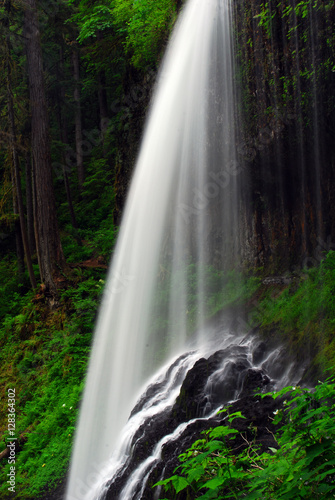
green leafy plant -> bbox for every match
[113,0,177,68]
[254,251,335,371]
[0,262,106,498]
[156,412,248,500]
[155,378,335,499]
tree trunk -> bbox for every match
[72,47,85,190]
[5,11,36,288]
[25,153,35,254]
[24,0,65,295]
[31,155,42,279]
[98,69,109,143]
[58,45,82,246]
[7,66,37,289]
[96,32,109,143]
[11,168,25,276]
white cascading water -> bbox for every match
[66,0,254,499]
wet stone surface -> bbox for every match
[104,345,283,500]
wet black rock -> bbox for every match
[105,345,280,500]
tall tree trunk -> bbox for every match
[25,153,35,254]
[31,156,42,279]
[72,47,85,190]
[58,45,82,246]
[24,0,65,295]
[96,32,109,143]
[11,168,25,276]
[98,69,109,140]
[4,0,24,276]
[7,64,37,289]
[5,13,36,288]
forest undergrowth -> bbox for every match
[1,241,335,497]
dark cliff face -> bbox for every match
[234,0,335,270]
[113,1,335,272]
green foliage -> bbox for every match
[0,258,32,322]
[246,381,335,499]
[157,415,245,499]
[253,2,276,38]
[62,235,92,263]
[254,251,335,370]
[58,157,117,261]
[67,0,115,42]
[255,0,330,38]
[69,0,177,69]
[0,2,334,498]
[0,264,106,498]
[155,379,335,499]
[60,273,105,332]
[113,0,177,68]
[11,382,83,497]
[237,0,335,135]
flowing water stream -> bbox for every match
[65,1,300,499]
[94,327,304,500]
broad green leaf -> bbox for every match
[203,476,225,490]
[315,466,335,481]
[227,411,246,422]
[186,465,205,482]
[317,482,335,493]
[209,426,238,438]
[172,475,190,493]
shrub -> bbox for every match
[156,377,335,499]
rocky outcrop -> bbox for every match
[104,338,298,500]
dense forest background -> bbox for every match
[0,0,334,498]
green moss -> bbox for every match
[252,251,335,375]
[0,266,106,498]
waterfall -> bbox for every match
[65,0,261,499]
